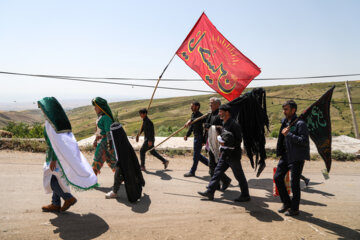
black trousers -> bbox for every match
[208,150,231,183]
[140,140,166,167]
[274,156,305,211]
[112,166,124,193]
[207,152,249,197]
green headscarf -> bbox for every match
[38,97,72,133]
[92,97,114,121]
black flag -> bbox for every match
[228,88,269,177]
[300,86,335,172]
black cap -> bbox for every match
[219,104,231,112]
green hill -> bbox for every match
[66,81,360,140]
[1,81,360,140]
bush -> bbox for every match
[332,150,356,161]
[80,144,95,152]
[161,149,191,157]
[0,139,47,152]
[270,131,279,138]
[2,122,44,138]
[156,125,186,137]
[265,148,277,159]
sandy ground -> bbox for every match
[78,135,360,154]
[0,150,360,240]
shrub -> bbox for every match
[265,148,277,159]
[156,125,186,137]
[270,131,279,138]
[310,154,319,161]
[0,139,47,152]
[332,150,356,161]
[80,144,95,152]
[2,121,44,138]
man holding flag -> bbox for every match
[274,100,310,216]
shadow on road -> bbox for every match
[50,212,109,240]
[144,169,172,180]
[248,178,332,205]
[95,186,151,213]
[294,211,360,239]
[116,193,151,213]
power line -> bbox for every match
[1,70,359,104]
[0,70,360,81]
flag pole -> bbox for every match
[148,112,210,152]
[136,53,177,138]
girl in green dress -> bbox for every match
[92,97,117,175]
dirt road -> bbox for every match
[0,150,359,239]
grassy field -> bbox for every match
[66,81,360,140]
[1,81,360,140]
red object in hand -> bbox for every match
[273,167,291,196]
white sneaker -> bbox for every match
[105,190,117,199]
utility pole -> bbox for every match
[345,81,360,139]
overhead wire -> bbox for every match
[0,70,359,104]
[0,70,360,81]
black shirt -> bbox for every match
[186,111,205,138]
[141,116,155,142]
[204,109,223,129]
[223,117,242,152]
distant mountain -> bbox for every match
[1,81,359,140]
[0,109,44,127]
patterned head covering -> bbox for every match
[92,97,114,121]
[38,97,72,133]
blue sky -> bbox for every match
[1,0,359,109]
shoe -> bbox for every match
[184,172,195,177]
[60,197,77,212]
[304,178,310,187]
[285,209,300,216]
[42,204,60,212]
[163,160,169,170]
[221,179,231,191]
[140,166,146,171]
[278,204,290,213]
[92,168,99,176]
[198,191,214,200]
[234,195,251,202]
[105,190,117,199]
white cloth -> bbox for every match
[217,135,235,150]
[208,126,220,163]
[43,161,71,194]
[43,121,97,191]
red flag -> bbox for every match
[176,13,261,101]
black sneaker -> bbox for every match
[234,195,251,202]
[163,160,169,170]
[304,178,310,187]
[278,204,290,213]
[198,191,214,200]
[184,172,195,177]
[285,209,300,216]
